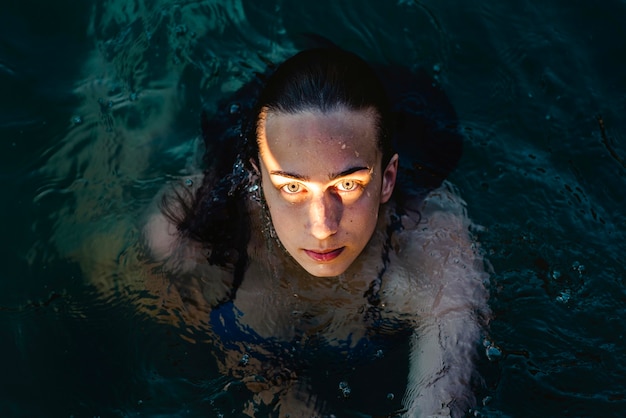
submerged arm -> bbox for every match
[401,185,490,417]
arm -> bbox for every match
[401,184,490,417]
[141,175,234,322]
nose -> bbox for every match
[308,191,342,240]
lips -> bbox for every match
[303,247,345,262]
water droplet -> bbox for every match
[240,353,250,366]
[556,290,571,303]
[375,349,384,359]
[174,24,187,36]
[338,381,351,398]
[572,261,585,275]
[486,345,502,361]
[387,392,395,401]
[184,178,193,187]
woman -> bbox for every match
[145,47,490,417]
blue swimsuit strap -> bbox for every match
[209,298,412,360]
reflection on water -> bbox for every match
[2,0,626,416]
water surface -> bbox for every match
[2,0,625,416]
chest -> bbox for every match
[232,275,372,344]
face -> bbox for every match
[257,107,398,277]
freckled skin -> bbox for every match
[257,108,398,277]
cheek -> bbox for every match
[265,197,300,242]
[344,198,379,231]
[360,187,382,214]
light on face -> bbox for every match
[256,108,393,277]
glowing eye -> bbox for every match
[282,182,302,194]
[337,179,358,191]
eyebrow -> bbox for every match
[269,166,371,182]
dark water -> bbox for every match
[2,0,625,416]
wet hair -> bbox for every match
[245,47,395,167]
[163,47,397,300]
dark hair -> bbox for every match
[163,47,396,300]
[245,47,395,168]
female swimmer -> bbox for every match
[145,47,490,417]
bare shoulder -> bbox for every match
[142,173,236,309]
[142,174,216,274]
[384,182,490,315]
[402,182,482,251]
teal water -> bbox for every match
[2,0,625,416]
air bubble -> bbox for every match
[556,290,571,303]
[174,24,187,36]
[240,353,250,366]
[483,339,502,361]
[338,381,351,398]
[486,345,502,361]
[572,261,585,275]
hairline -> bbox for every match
[255,105,385,158]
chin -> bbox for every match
[301,262,350,278]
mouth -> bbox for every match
[303,247,345,262]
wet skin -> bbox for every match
[257,107,398,277]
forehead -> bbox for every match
[258,108,381,174]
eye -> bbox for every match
[281,182,302,194]
[336,179,359,192]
